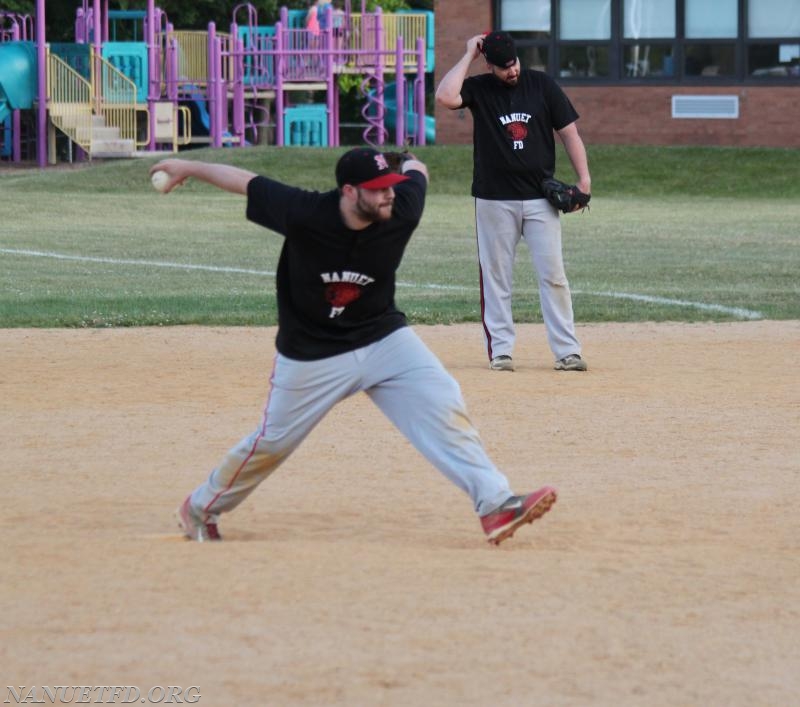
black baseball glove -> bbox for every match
[541,178,591,213]
[382,150,412,172]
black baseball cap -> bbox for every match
[481,31,517,68]
[335,147,409,190]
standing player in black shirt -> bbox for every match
[436,31,591,373]
[151,148,556,545]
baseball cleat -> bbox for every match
[490,355,515,371]
[480,486,557,545]
[176,495,222,542]
[554,354,587,371]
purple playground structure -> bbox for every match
[0,0,435,166]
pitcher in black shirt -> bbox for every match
[151,148,557,545]
[436,31,591,373]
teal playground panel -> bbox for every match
[48,42,147,102]
[102,42,148,103]
[49,43,91,78]
[286,10,308,29]
[284,104,328,146]
[237,25,276,86]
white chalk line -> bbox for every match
[0,247,764,320]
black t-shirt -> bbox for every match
[246,170,427,360]
[460,70,579,200]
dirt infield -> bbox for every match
[2,322,798,706]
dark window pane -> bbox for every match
[558,45,610,77]
[519,45,550,72]
[683,44,736,77]
[624,43,675,77]
[749,43,800,77]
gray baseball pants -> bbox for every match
[475,197,581,362]
[189,327,514,520]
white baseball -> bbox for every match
[150,170,170,193]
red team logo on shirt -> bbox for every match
[321,271,375,318]
[505,122,527,141]
[325,282,362,307]
[499,112,532,150]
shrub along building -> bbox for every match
[434,0,800,147]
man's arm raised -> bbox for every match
[435,35,484,110]
[149,159,257,195]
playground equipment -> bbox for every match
[0,41,36,121]
[0,13,36,160]
[383,81,435,145]
[0,0,435,166]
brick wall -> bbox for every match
[432,0,490,145]
[556,86,800,147]
[433,1,800,148]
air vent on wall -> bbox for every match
[671,95,740,119]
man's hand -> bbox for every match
[466,34,485,61]
[149,159,191,194]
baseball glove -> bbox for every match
[541,178,591,213]
[382,150,412,172]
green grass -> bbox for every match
[1,144,798,327]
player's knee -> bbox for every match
[423,372,463,409]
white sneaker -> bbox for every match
[554,354,587,371]
[176,496,222,541]
[490,355,515,371]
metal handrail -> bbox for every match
[91,49,139,144]
[46,48,93,150]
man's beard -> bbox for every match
[355,190,393,222]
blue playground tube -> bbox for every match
[180,85,240,146]
[181,84,211,135]
[0,41,37,123]
[382,82,435,144]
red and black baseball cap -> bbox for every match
[335,147,409,190]
[481,31,517,69]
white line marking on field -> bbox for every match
[0,247,764,320]
[0,248,273,276]
[572,289,764,321]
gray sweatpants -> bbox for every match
[190,327,513,519]
[475,197,581,362]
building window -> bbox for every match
[623,0,675,39]
[623,43,674,77]
[748,0,800,38]
[502,0,551,33]
[559,45,610,77]
[747,1,800,80]
[519,44,550,71]
[749,43,800,77]
[492,0,800,83]
[684,44,736,77]
[560,0,611,40]
[686,0,737,38]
